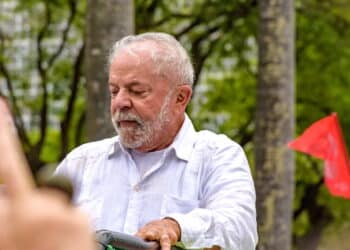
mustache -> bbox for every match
[113,111,143,126]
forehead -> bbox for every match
[109,41,179,91]
[109,42,158,78]
[108,42,175,92]
[113,41,161,66]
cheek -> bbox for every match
[166,100,178,116]
[135,106,152,120]
[110,101,116,115]
[110,99,122,117]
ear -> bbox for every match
[175,84,192,112]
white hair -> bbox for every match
[108,32,195,86]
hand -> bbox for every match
[135,218,181,250]
[0,189,95,250]
[0,98,95,250]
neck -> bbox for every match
[136,114,185,152]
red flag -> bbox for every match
[288,113,350,198]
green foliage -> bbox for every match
[293,0,350,245]
[2,0,350,248]
[294,210,310,237]
[40,128,61,162]
[135,0,258,146]
[0,0,86,170]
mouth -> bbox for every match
[117,120,140,128]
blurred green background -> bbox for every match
[1,1,350,249]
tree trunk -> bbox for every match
[255,0,295,250]
[85,0,134,141]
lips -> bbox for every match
[113,111,143,129]
[117,120,139,128]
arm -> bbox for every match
[136,138,257,250]
[167,140,258,250]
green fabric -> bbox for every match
[175,242,186,249]
[105,241,196,250]
[106,244,124,250]
[174,242,202,250]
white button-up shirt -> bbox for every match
[55,115,258,250]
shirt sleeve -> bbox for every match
[53,151,86,201]
[165,138,258,250]
[54,157,68,176]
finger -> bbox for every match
[135,229,157,240]
[0,198,13,250]
[0,98,34,199]
[134,231,145,239]
[160,234,171,250]
[37,167,74,202]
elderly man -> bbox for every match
[55,32,258,250]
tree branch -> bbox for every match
[293,174,323,219]
[60,43,85,159]
[74,110,86,147]
[237,111,254,147]
[47,0,77,68]
[0,31,30,146]
[177,1,256,90]
[174,16,203,39]
[296,96,333,116]
[35,1,52,153]
[36,1,51,77]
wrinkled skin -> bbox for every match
[135,218,181,250]
[109,41,193,250]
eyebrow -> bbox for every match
[109,81,152,91]
[127,81,144,88]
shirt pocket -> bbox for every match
[160,195,199,216]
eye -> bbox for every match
[129,87,148,97]
[110,88,119,97]
[130,89,146,95]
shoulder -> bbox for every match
[194,130,248,170]
[196,130,242,151]
[65,136,118,161]
[55,136,118,177]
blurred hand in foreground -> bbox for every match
[0,98,95,250]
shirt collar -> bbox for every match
[108,114,197,161]
[107,136,127,158]
[168,114,197,161]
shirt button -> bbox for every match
[133,184,140,192]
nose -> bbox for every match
[111,89,132,112]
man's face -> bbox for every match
[109,43,176,151]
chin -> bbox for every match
[120,134,147,149]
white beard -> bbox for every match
[111,93,171,149]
